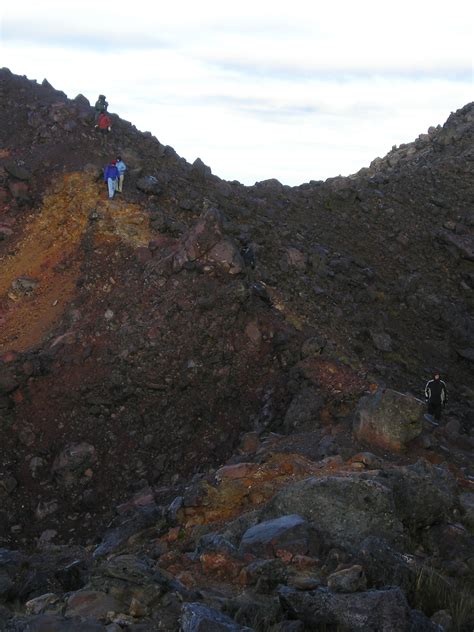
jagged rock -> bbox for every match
[65,590,123,620]
[191,157,212,178]
[283,387,324,433]
[136,175,162,195]
[384,460,457,530]
[327,564,367,593]
[180,602,252,631]
[263,475,404,547]
[25,593,61,615]
[99,554,155,583]
[358,537,417,596]
[173,207,243,274]
[239,515,309,558]
[278,585,439,631]
[353,388,424,451]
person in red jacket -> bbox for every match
[96,111,112,134]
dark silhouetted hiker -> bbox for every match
[104,159,119,199]
[116,156,127,193]
[424,371,447,422]
[95,94,108,115]
[96,111,112,134]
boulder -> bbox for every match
[384,460,457,530]
[65,589,123,619]
[358,537,417,596]
[353,388,424,451]
[191,157,212,178]
[278,586,439,631]
[327,564,367,593]
[180,602,252,631]
[5,614,107,630]
[239,515,309,558]
[283,387,324,433]
[263,475,404,547]
[173,207,243,274]
[136,175,162,195]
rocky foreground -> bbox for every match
[0,69,473,630]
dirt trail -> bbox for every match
[0,172,150,353]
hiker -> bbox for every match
[424,371,448,422]
[103,159,119,199]
[116,156,127,193]
[94,94,108,115]
[96,111,112,134]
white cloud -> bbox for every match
[1,0,472,184]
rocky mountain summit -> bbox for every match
[0,68,473,630]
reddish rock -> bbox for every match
[200,552,243,579]
[215,463,256,481]
[286,247,307,269]
[353,389,424,452]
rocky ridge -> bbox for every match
[0,68,473,630]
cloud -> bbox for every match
[1,0,472,185]
[1,19,171,51]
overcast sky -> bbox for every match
[1,1,472,185]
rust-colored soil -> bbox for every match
[0,172,150,352]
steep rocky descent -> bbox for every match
[0,68,473,629]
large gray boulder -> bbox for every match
[180,602,253,631]
[384,460,457,531]
[239,515,309,558]
[262,475,404,548]
[353,388,424,451]
[278,586,440,631]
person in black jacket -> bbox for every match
[424,372,448,421]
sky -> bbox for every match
[1,1,473,186]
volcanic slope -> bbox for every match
[0,67,473,560]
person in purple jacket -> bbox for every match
[103,159,119,199]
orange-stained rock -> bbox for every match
[216,462,257,480]
[200,552,243,579]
